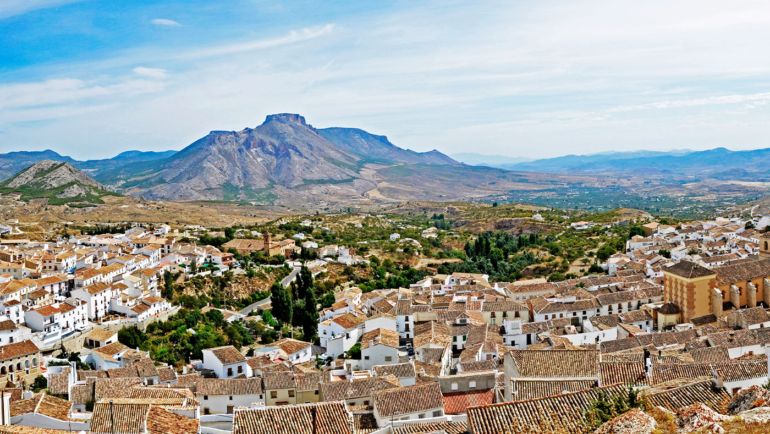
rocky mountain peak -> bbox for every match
[263,113,308,126]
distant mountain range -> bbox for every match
[4,117,770,207]
[449,153,532,168]
[504,150,695,172]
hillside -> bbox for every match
[0,160,119,205]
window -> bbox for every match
[204,408,210,415]
[453,336,457,342]
[227,406,234,414]
[271,391,277,399]
[433,411,442,417]
[364,400,370,406]
[451,382,458,391]
[229,396,233,400]
[469,381,477,389]
[288,390,295,397]
[237,366,243,374]
[419,413,425,419]
[204,395,208,400]
[227,367,233,376]
[364,356,369,360]
[385,356,392,362]
[315,390,319,395]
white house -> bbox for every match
[202,345,248,378]
[319,314,365,359]
[71,282,114,320]
[361,328,399,370]
[196,378,264,415]
[273,338,313,365]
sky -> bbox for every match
[3,0,770,160]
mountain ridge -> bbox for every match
[0,160,118,205]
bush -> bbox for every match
[118,326,146,349]
[31,375,47,393]
[347,343,361,360]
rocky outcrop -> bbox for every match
[593,408,656,434]
[726,385,770,415]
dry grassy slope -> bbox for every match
[0,195,279,227]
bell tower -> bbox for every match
[760,233,770,258]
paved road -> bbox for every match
[281,267,300,288]
[238,267,299,315]
[240,296,272,316]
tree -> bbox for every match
[628,226,644,238]
[118,326,146,349]
[658,249,671,259]
[347,343,361,359]
[745,221,755,229]
[31,375,47,393]
[270,283,293,325]
[301,287,319,343]
[596,244,616,262]
[190,260,198,275]
[163,271,175,301]
[205,309,226,328]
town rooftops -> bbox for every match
[0,340,38,361]
[85,328,118,342]
[273,338,312,355]
[372,382,444,417]
[508,349,599,378]
[361,328,399,350]
[208,345,246,365]
[663,261,715,279]
[331,313,366,330]
[232,401,353,434]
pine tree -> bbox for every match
[270,283,293,325]
[302,287,319,343]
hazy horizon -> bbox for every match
[3,1,770,160]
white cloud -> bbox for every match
[610,92,770,112]
[184,24,336,59]
[0,0,81,19]
[133,67,167,79]
[151,18,182,27]
[7,1,770,159]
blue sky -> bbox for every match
[3,0,770,160]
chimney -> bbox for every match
[712,369,724,390]
[643,349,652,377]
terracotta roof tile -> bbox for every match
[372,383,443,418]
[232,401,353,434]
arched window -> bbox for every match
[765,241,768,251]
[24,360,30,369]
[0,366,6,375]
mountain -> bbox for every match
[509,149,694,172]
[0,150,75,181]
[0,160,119,205]
[318,128,459,165]
[117,114,461,202]
[449,152,532,168]
[0,149,178,182]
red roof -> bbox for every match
[443,389,495,415]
